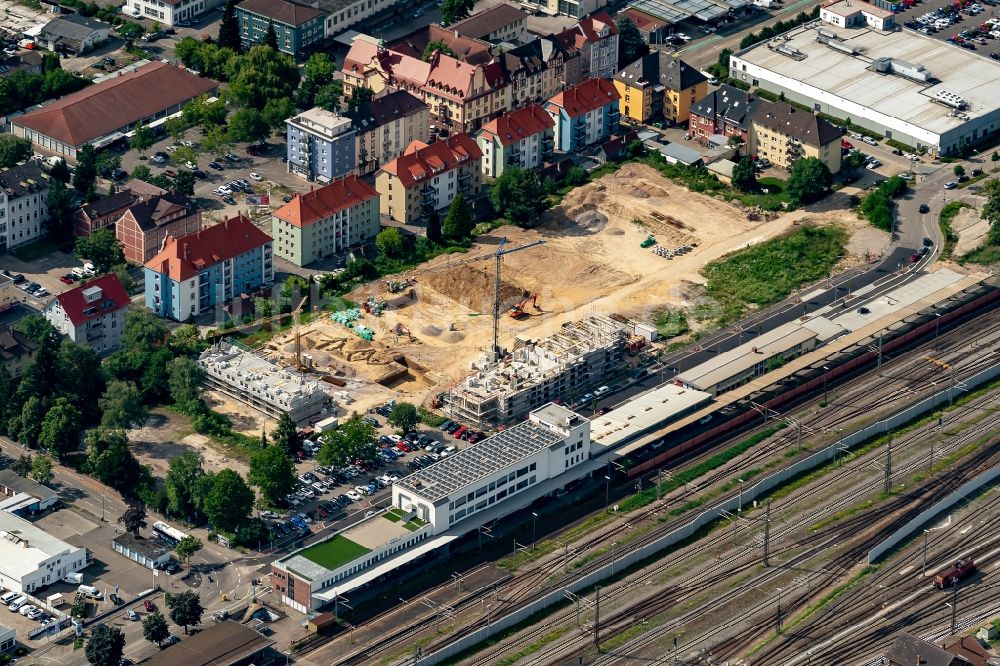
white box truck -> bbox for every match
[314,416,339,433]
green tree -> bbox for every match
[217,0,242,51]
[731,155,757,193]
[227,108,270,146]
[981,179,1000,246]
[12,454,33,478]
[387,402,419,432]
[786,157,832,205]
[263,20,278,49]
[422,40,458,61]
[75,228,125,274]
[73,144,98,202]
[843,149,866,173]
[271,412,300,454]
[167,590,203,634]
[17,314,58,346]
[130,120,154,155]
[85,624,126,666]
[49,158,71,184]
[228,45,300,110]
[202,125,235,156]
[47,177,76,238]
[616,16,649,68]
[171,145,199,166]
[564,166,588,187]
[296,53,337,109]
[203,469,254,532]
[443,193,474,241]
[165,117,189,143]
[18,397,46,448]
[142,612,170,647]
[262,97,295,131]
[86,428,146,493]
[953,164,966,179]
[248,444,297,507]
[182,94,228,128]
[174,535,203,563]
[57,338,105,424]
[718,48,733,72]
[41,51,61,74]
[94,151,121,179]
[99,380,147,429]
[117,21,143,42]
[439,0,474,25]
[167,356,204,409]
[165,451,206,521]
[122,309,169,350]
[39,397,83,457]
[172,170,196,197]
[314,82,343,112]
[169,324,206,356]
[30,454,53,484]
[375,228,407,258]
[317,416,377,467]
[426,210,442,244]
[490,167,544,225]
[347,85,374,109]
[0,135,32,168]
[992,151,999,165]
[130,164,153,182]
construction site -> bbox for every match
[254,162,860,421]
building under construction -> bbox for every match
[198,341,334,423]
[445,315,630,427]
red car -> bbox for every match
[467,431,483,443]
[144,600,156,612]
[909,253,920,262]
[164,169,177,178]
[453,426,467,439]
[841,139,854,149]
[396,442,411,452]
[59,275,75,284]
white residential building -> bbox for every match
[125,0,224,26]
[0,512,87,594]
[43,274,130,353]
[0,162,48,253]
[476,104,555,178]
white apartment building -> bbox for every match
[43,274,130,353]
[0,162,48,253]
[125,0,223,26]
[476,104,555,178]
[0,512,87,594]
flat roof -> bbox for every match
[627,0,689,23]
[831,268,965,331]
[0,512,80,580]
[145,620,273,666]
[734,23,1000,137]
[395,420,562,503]
[113,533,169,560]
[591,383,712,447]
[677,322,818,391]
[0,469,57,500]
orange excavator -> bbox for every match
[509,292,539,320]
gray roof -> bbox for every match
[395,421,562,503]
[0,511,76,558]
[615,51,706,92]
[346,90,426,132]
[691,84,760,132]
[0,162,48,200]
[656,141,703,165]
[451,3,526,39]
[113,533,169,560]
[41,14,108,41]
[0,469,56,502]
[751,100,844,147]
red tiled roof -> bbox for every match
[380,134,483,188]
[576,10,618,41]
[54,273,129,327]
[619,8,667,32]
[144,214,272,282]
[13,61,217,148]
[478,105,554,146]
[272,175,378,228]
[545,77,620,118]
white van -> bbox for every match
[78,585,102,599]
[0,592,18,605]
[699,70,718,85]
[8,596,27,611]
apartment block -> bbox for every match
[0,162,48,253]
[43,274,130,353]
[476,104,555,178]
[614,53,707,125]
[749,101,844,173]
[544,77,621,152]
[346,90,430,177]
[286,107,357,183]
[235,0,326,57]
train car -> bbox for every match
[935,559,976,589]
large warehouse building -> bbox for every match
[728,22,1000,154]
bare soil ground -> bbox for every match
[260,163,867,410]
[952,206,990,256]
[129,407,250,477]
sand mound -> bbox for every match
[630,188,649,199]
[441,331,465,343]
[576,210,608,231]
[607,228,625,235]
[344,338,372,352]
[423,263,525,312]
[422,325,442,336]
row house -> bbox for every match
[545,78,621,152]
[342,41,508,134]
[501,35,581,109]
[144,214,274,321]
[614,53,708,125]
[688,85,761,145]
[271,175,380,267]
[347,90,430,176]
[555,11,618,80]
[73,179,167,237]
[376,135,482,225]
[476,105,555,178]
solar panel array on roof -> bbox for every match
[395,421,561,503]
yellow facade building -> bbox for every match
[614,53,707,125]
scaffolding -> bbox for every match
[445,315,630,428]
[198,341,334,423]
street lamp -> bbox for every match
[934,313,942,351]
[737,478,745,513]
[604,475,611,513]
[822,366,830,406]
[531,512,538,550]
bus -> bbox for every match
[152,521,188,546]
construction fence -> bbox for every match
[413,359,1000,665]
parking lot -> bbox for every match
[897,0,1000,58]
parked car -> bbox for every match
[144,600,156,612]
[249,172,263,181]
[943,181,957,189]
[59,274,75,284]
[110,593,122,605]
[124,609,139,621]
[208,161,223,170]
[918,203,930,213]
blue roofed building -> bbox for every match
[144,214,273,321]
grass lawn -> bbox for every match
[299,535,371,570]
[702,225,847,324]
[726,176,792,211]
[938,202,968,260]
[384,509,403,523]
[13,238,63,262]
[960,244,1000,266]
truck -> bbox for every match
[62,573,83,584]
[314,416,339,433]
[935,559,976,589]
[78,584,103,599]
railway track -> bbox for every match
[322,311,1000,666]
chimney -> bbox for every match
[183,242,188,261]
